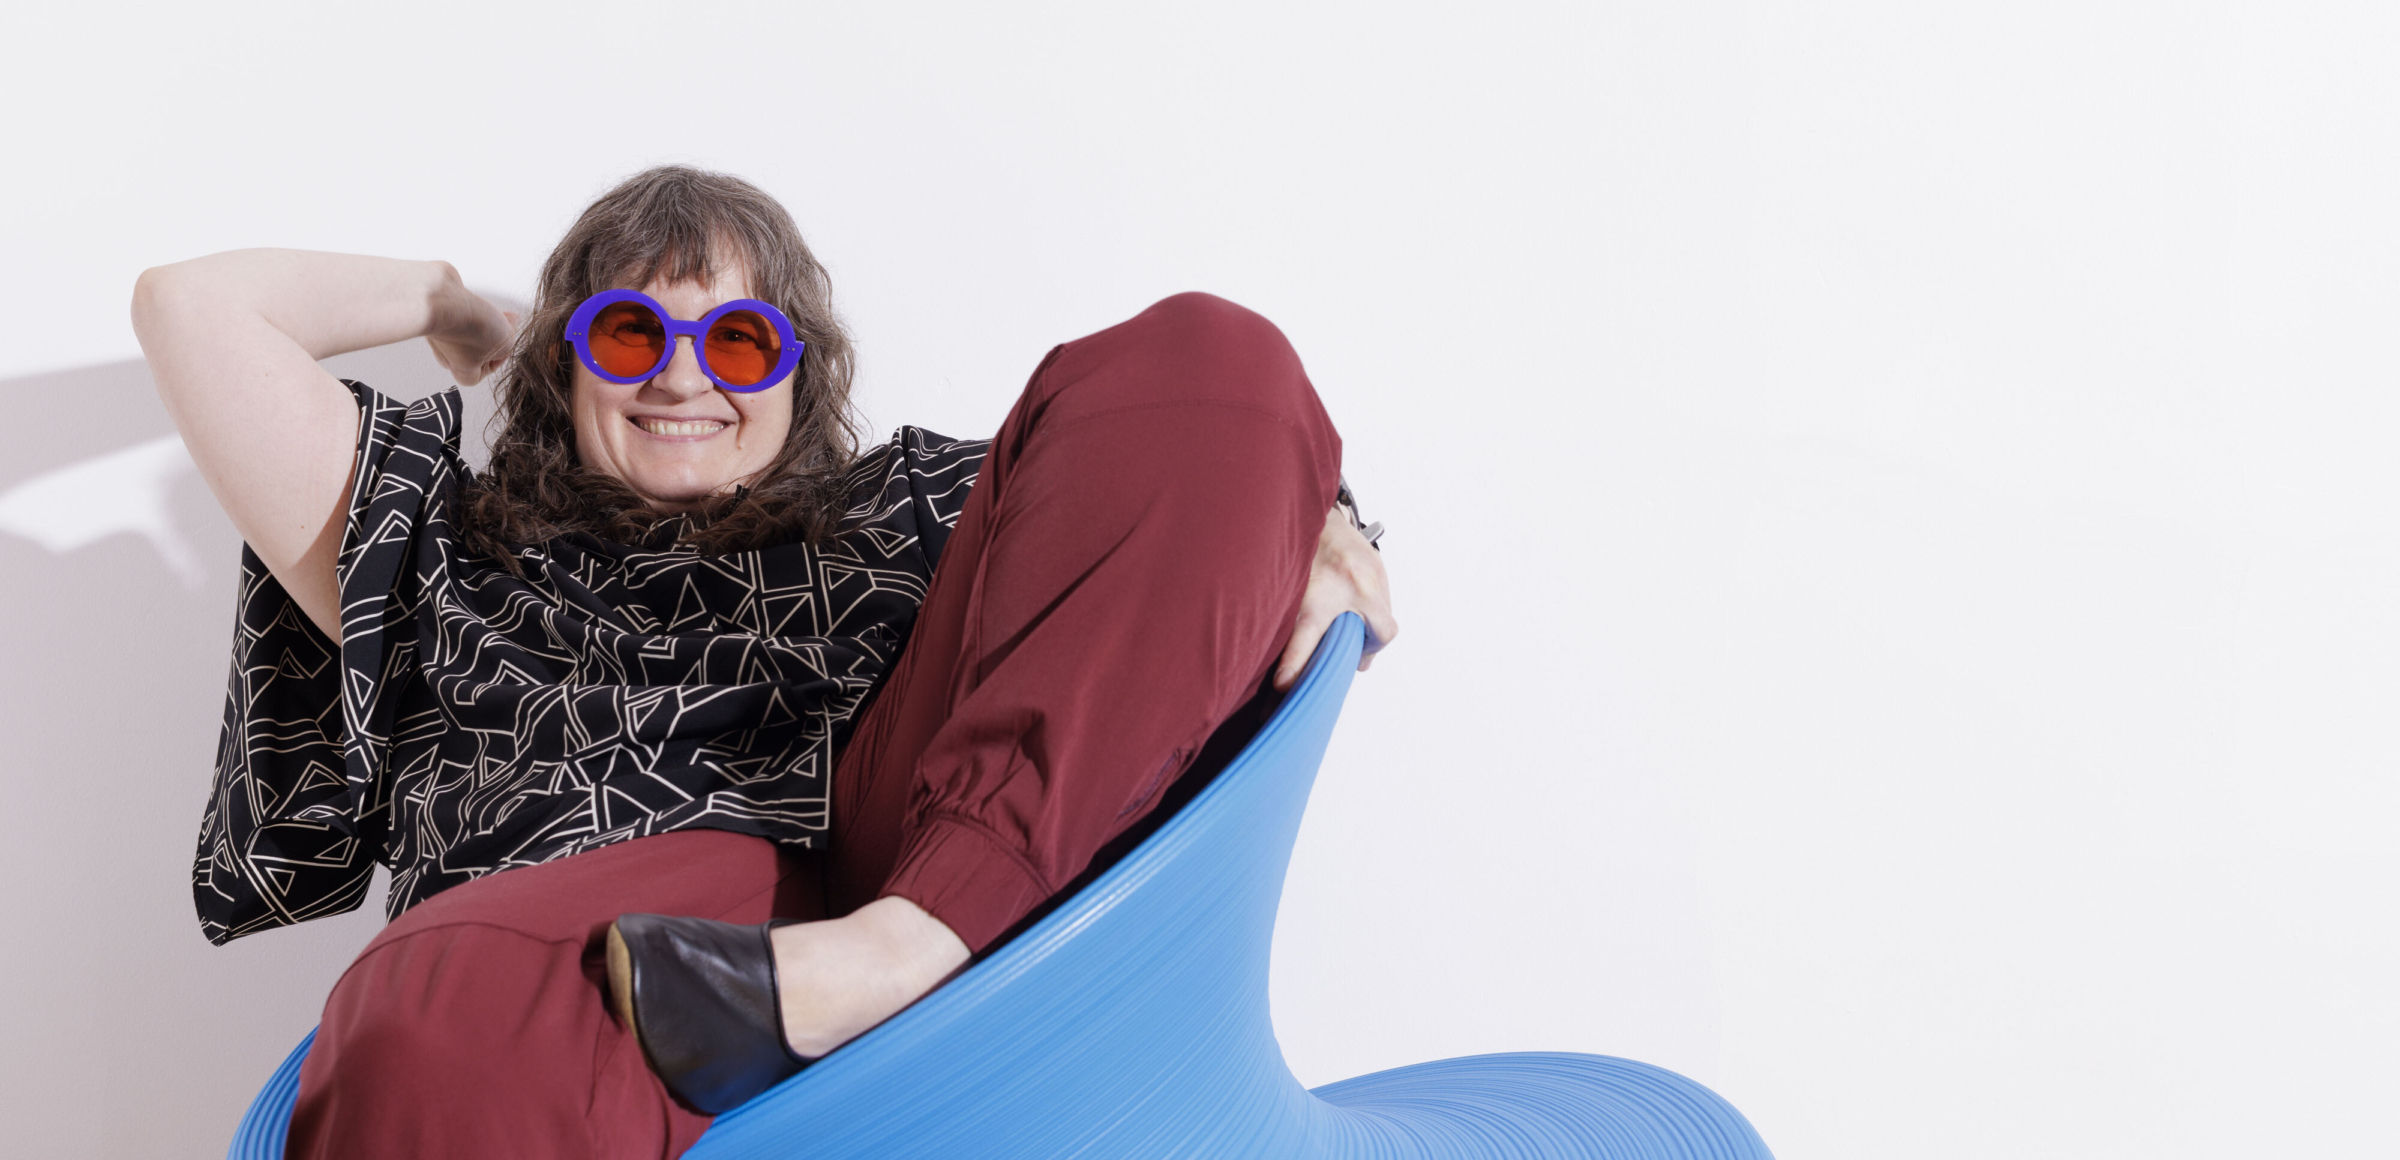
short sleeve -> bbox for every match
[895,427,987,570]
[192,381,462,944]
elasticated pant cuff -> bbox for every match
[879,815,1055,953]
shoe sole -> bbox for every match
[605,922,649,1064]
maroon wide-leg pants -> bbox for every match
[284,293,1343,1159]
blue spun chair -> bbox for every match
[232,614,1774,1159]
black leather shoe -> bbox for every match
[606,913,817,1114]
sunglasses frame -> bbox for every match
[563,289,805,394]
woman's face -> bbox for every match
[569,269,795,513]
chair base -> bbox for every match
[1312,1051,1775,1159]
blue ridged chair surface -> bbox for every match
[231,614,1773,1159]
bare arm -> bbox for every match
[131,250,514,641]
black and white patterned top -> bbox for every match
[193,382,987,945]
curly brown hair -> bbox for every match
[459,166,860,563]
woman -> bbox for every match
[135,166,1394,1159]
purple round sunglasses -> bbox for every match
[563,289,804,393]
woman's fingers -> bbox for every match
[1276,505,1399,690]
[1275,606,1335,691]
[481,310,522,379]
[1353,562,1398,659]
[429,285,519,386]
[1334,517,1399,662]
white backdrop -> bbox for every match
[3,2,2394,1157]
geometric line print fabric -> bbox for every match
[194,381,987,945]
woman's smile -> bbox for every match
[629,414,733,439]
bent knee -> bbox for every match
[1138,291,1282,348]
[1049,291,1327,435]
[1133,292,1299,394]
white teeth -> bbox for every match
[635,418,727,437]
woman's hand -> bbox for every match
[1273,504,1398,691]
[424,266,519,386]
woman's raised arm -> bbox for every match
[131,250,514,641]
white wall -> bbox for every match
[3,2,2394,1156]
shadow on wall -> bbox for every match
[0,339,493,1160]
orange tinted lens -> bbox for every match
[704,310,780,386]
[588,301,666,378]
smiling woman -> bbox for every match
[132,165,1396,1160]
